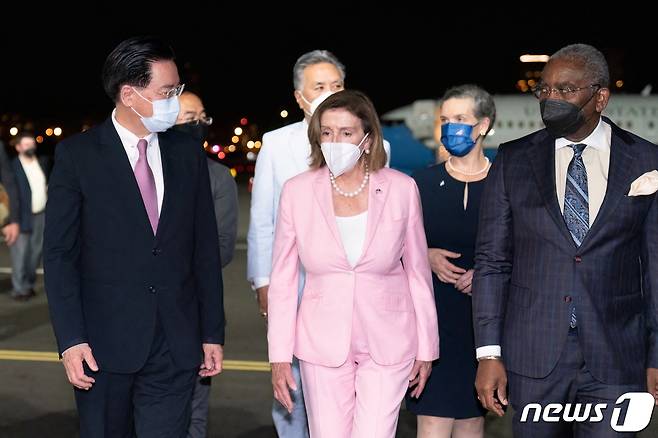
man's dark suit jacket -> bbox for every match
[44,117,224,373]
[473,117,658,385]
[207,159,237,268]
[0,141,20,226]
[12,155,51,233]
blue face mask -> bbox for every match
[440,122,480,157]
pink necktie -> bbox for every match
[134,139,159,234]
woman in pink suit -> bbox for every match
[268,90,439,438]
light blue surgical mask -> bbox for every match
[440,122,481,157]
[131,87,180,132]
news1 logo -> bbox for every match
[520,392,655,432]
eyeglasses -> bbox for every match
[181,114,213,126]
[189,116,213,126]
[531,83,600,99]
[157,83,186,99]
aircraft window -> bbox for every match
[529,121,535,128]
[508,121,514,128]
[497,121,503,128]
[627,121,633,129]
[649,121,655,129]
[518,121,524,128]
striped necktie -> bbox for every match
[563,143,588,328]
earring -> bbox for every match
[365,149,370,154]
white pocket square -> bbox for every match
[628,170,658,196]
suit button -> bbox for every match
[152,249,158,255]
[564,295,572,303]
[148,286,156,294]
[574,256,582,263]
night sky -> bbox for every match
[1,8,655,148]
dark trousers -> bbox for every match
[509,329,644,438]
[74,320,197,438]
[187,376,211,438]
[9,211,44,295]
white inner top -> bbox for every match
[335,211,368,267]
[19,157,47,213]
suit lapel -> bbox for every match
[289,121,312,172]
[357,170,390,265]
[98,118,154,236]
[579,122,635,251]
[154,132,173,242]
[526,132,576,248]
[312,167,349,265]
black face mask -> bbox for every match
[23,148,37,158]
[540,92,596,138]
[172,122,209,143]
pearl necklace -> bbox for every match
[330,165,369,197]
[446,157,490,176]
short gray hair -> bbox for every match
[293,50,346,90]
[439,84,496,133]
[550,43,610,88]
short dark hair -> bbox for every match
[15,132,35,143]
[102,36,176,102]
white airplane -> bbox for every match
[381,91,658,151]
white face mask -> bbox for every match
[321,132,370,177]
[300,91,334,118]
[131,87,180,132]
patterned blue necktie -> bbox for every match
[563,143,588,328]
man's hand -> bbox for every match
[61,343,98,390]
[2,223,19,246]
[428,248,466,284]
[408,360,433,398]
[475,358,508,417]
[455,269,474,295]
[200,343,224,377]
[256,285,269,320]
[271,362,296,414]
[647,368,658,405]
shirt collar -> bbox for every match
[554,117,610,151]
[111,109,155,148]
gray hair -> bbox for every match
[293,50,346,90]
[550,43,610,88]
[439,84,496,133]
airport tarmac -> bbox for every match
[0,182,655,437]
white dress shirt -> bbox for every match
[335,211,368,267]
[476,118,612,360]
[111,110,164,215]
[19,156,47,213]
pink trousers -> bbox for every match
[299,313,414,437]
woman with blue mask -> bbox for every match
[406,84,495,438]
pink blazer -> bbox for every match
[267,166,439,367]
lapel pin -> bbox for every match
[375,188,382,194]
[440,180,445,187]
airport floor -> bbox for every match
[0,182,656,437]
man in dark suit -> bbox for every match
[473,43,658,437]
[44,36,225,438]
[10,132,51,301]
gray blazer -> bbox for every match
[208,159,238,268]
